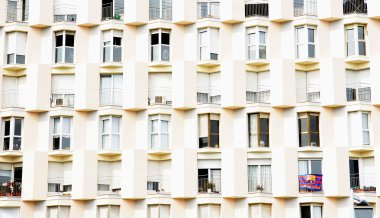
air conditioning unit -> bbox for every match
[310,142,317,147]
[259,141,266,147]
[154,96,164,104]
[54,98,64,106]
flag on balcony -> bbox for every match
[299,174,323,192]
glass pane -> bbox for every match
[56,35,63,47]
[113,46,122,62]
[308,44,315,58]
[308,28,314,43]
[347,41,355,56]
[363,131,370,145]
[151,134,159,149]
[103,47,111,62]
[102,119,110,134]
[161,45,170,61]
[161,120,169,133]
[112,117,120,133]
[358,41,366,56]
[298,44,307,59]
[299,118,308,132]
[248,45,256,60]
[249,114,258,133]
[65,34,75,47]
[53,136,60,150]
[151,33,159,45]
[259,133,269,147]
[358,26,365,40]
[13,137,21,150]
[62,136,70,150]
[4,120,10,136]
[113,37,121,46]
[210,134,219,148]
[112,134,120,149]
[310,115,319,132]
[259,31,266,44]
[65,47,74,63]
[55,47,63,63]
[297,27,305,43]
[300,133,308,147]
[260,117,269,132]
[199,31,207,46]
[313,206,322,218]
[62,118,71,134]
[161,32,170,45]
[298,160,309,175]
[161,133,169,148]
[362,113,369,129]
[301,206,311,218]
[248,33,256,45]
[347,29,354,41]
[210,120,219,134]
[310,133,319,146]
[151,120,158,133]
[53,118,60,134]
[3,138,10,151]
[249,133,258,148]
[310,160,322,174]
[354,208,373,218]
[259,45,266,59]
[102,135,109,149]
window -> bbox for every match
[296,25,316,59]
[97,205,120,218]
[300,204,322,218]
[198,204,220,218]
[97,161,121,194]
[248,161,271,193]
[348,111,370,147]
[47,206,71,218]
[100,75,123,106]
[199,28,219,61]
[51,75,75,108]
[148,72,172,106]
[150,115,170,150]
[55,31,75,64]
[248,113,269,148]
[0,163,22,196]
[198,0,220,18]
[53,0,77,22]
[149,0,172,20]
[198,114,219,148]
[245,1,269,17]
[198,168,221,193]
[147,204,170,218]
[48,161,72,194]
[6,0,29,22]
[354,208,373,218]
[298,159,322,175]
[6,31,27,65]
[296,71,321,103]
[249,204,271,218]
[349,158,376,192]
[294,0,318,17]
[151,29,170,62]
[247,27,267,60]
[100,116,121,150]
[101,0,124,20]
[2,76,25,109]
[52,116,72,151]
[102,30,122,63]
[2,117,22,151]
[197,72,221,104]
[298,112,319,147]
[346,25,366,57]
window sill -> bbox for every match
[246,59,269,66]
[52,63,75,69]
[197,60,220,67]
[98,149,122,156]
[2,64,26,71]
[149,61,172,67]
[298,146,322,152]
[147,148,171,155]
[295,58,319,66]
[0,150,23,158]
[48,150,73,157]
[100,62,123,68]
[345,56,369,64]
[247,147,271,153]
[197,147,221,153]
[349,146,374,152]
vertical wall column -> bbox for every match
[0,0,6,26]
[220,0,245,24]
[123,61,148,110]
[28,0,53,27]
[75,63,100,111]
[77,0,101,26]
[21,151,48,200]
[121,149,147,199]
[368,0,380,19]
[25,63,51,112]
[172,0,197,25]
[319,58,346,107]
[221,148,247,198]
[318,0,343,21]
[368,20,380,105]
[72,150,98,199]
[171,148,197,198]
[270,59,296,107]
[272,148,298,197]
[268,0,293,22]
[124,0,149,25]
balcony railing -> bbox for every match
[97,176,121,195]
[346,83,371,102]
[343,0,367,14]
[198,176,221,194]
[2,90,24,109]
[53,3,77,22]
[47,177,72,196]
[197,86,221,104]
[147,176,171,194]
[0,181,22,197]
[51,92,75,108]
[6,3,29,22]
[245,3,269,17]
[248,174,272,193]
[100,88,123,107]
[294,0,317,17]
[297,85,321,103]
[246,88,270,104]
[198,2,220,19]
[298,174,323,193]
[350,173,376,193]
[148,87,172,106]
[102,2,124,20]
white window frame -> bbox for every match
[1,117,23,151]
[5,31,27,65]
[47,205,71,218]
[149,114,170,150]
[97,205,120,218]
[100,74,123,106]
[102,30,122,63]
[348,111,371,147]
[295,25,316,59]
[346,24,367,57]
[198,27,219,61]
[300,204,323,218]
[298,159,322,175]
[247,26,267,60]
[100,116,121,150]
[150,29,170,62]
[197,0,220,19]
[54,30,75,64]
[51,116,72,151]
[361,111,370,145]
[249,203,271,218]
[247,161,271,193]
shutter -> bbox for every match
[258,71,270,88]
[296,71,307,102]
[6,32,16,54]
[48,206,58,218]
[198,114,209,138]
[246,72,258,92]
[313,206,322,218]
[209,28,219,57]
[48,162,62,180]
[198,205,208,218]
[16,32,27,56]
[210,73,221,90]
[197,73,210,91]
[358,68,370,85]
[54,0,76,15]
[159,205,170,218]
[249,204,260,218]
[149,73,171,90]
[97,206,108,218]
[2,76,17,91]
[197,159,221,169]
[149,205,159,218]
[98,161,110,178]
[362,157,375,187]
[51,75,75,94]
[306,70,320,92]
[209,205,220,218]
[113,30,123,38]
[262,204,271,218]
[63,162,72,186]
[113,75,123,90]
[59,206,70,218]
[345,70,356,85]
[103,30,112,43]
[17,76,26,93]
[109,206,120,218]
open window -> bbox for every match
[47,161,72,195]
[6,31,27,65]
[248,113,269,148]
[54,31,75,64]
[151,29,170,62]
[199,28,219,61]
[300,204,322,218]
[199,114,219,149]
[346,25,366,57]
[296,25,316,59]
[298,112,319,147]
[51,116,72,151]
[2,117,23,151]
[102,30,122,63]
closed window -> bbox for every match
[102,30,122,63]
[97,205,120,218]
[298,159,322,175]
[100,116,121,150]
[248,113,269,148]
[149,0,172,20]
[296,25,316,59]
[348,111,371,147]
[300,204,322,218]
[147,204,170,218]
[151,29,170,62]
[298,112,319,147]
[100,74,123,106]
[150,115,170,150]
[249,204,271,218]
[198,204,220,218]
[198,0,220,18]
[6,31,27,65]
[55,31,75,64]
[47,206,71,218]
[199,28,219,61]
[346,25,366,57]
[198,114,219,148]
[51,75,75,108]
[354,208,373,218]
[2,117,23,151]
[52,116,72,151]
[247,27,267,60]
[2,76,25,109]
[248,162,271,193]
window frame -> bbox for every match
[346,24,367,57]
[97,205,120,218]
[1,117,23,152]
[300,204,323,218]
[247,26,267,60]
[100,115,121,150]
[295,25,316,59]
[54,30,75,64]
[99,74,123,106]
[47,205,71,218]
[149,114,171,150]
[247,161,272,193]
[249,203,272,218]
[248,113,269,148]
[102,29,122,63]
[198,113,220,149]
[150,29,170,62]
[51,116,72,151]
[298,159,322,175]
[298,112,320,147]
[197,0,220,19]
[5,31,27,65]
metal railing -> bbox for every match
[350,174,376,192]
[198,2,220,19]
[102,2,124,20]
[100,88,123,106]
[47,177,72,196]
[51,91,75,108]
[246,87,271,104]
[6,2,29,22]
[294,0,318,17]
[346,83,371,102]
[298,174,323,193]
[297,85,321,103]
[148,87,172,106]
[147,176,171,194]
[197,86,221,104]
[149,1,172,20]
[343,0,367,14]
[245,3,269,17]
[0,181,22,197]
[2,90,24,109]
[53,3,77,22]
[97,176,121,195]
[248,174,272,193]
[198,176,221,194]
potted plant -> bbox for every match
[207,182,215,193]
[256,185,264,192]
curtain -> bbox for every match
[313,206,322,218]
[211,169,221,192]
[298,160,309,175]
[249,114,258,148]
[248,165,258,192]
[261,165,271,192]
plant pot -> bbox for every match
[207,188,212,193]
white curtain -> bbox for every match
[111,117,120,149]
[261,165,271,191]
[211,169,221,192]
[249,114,258,148]
[248,165,258,192]
[298,160,308,175]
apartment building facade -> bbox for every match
[0,0,380,217]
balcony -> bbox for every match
[100,88,122,107]
[198,176,221,194]
[148,87,172,106]
[346,83,371,102]
[298,174,323,193]
[0,181,22,197]
[245,3,269,17]
[6,2,29,23]
[248,174,272,193]
[2,90,24,109]
[246,87,270,104]
[147,176,171,194]
[53,3,77,22]
[97,176,121,195]
[294,0,318,17]
[350,174,376,193]
[102,2,124,21]
[198,2,220,19]
[47,178,72,196]
[51,92,75,108]
[343,0,367,15]
[197,86,221,105]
